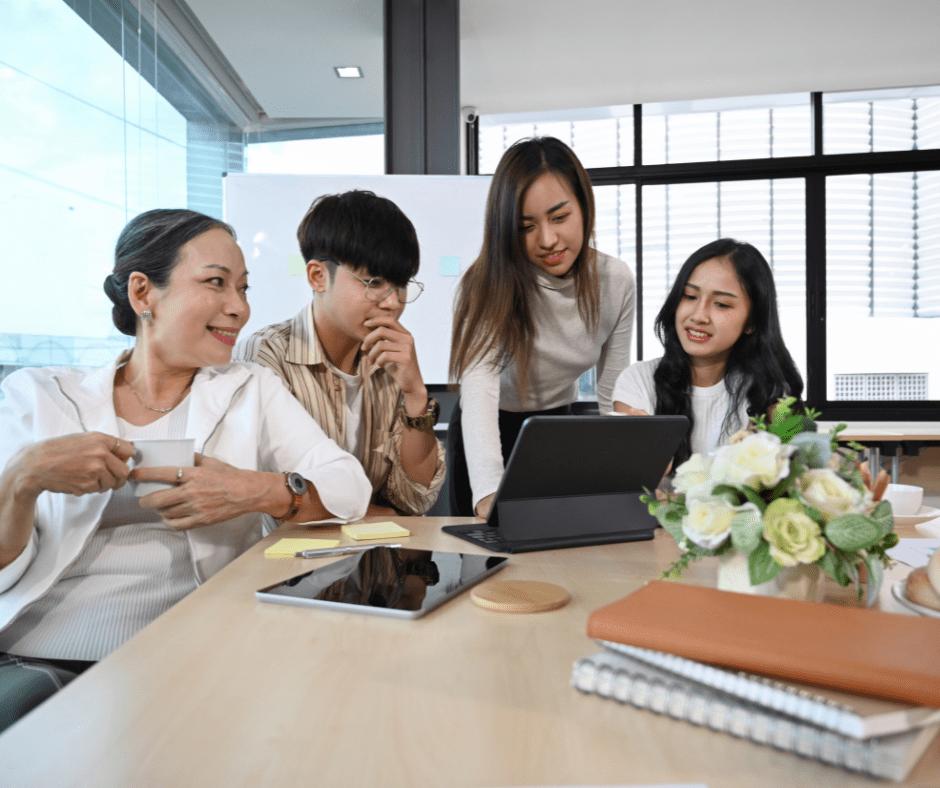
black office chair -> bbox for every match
[446,400,475,516]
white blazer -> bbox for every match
[0,356,371,633]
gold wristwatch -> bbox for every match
[400,397,440,431]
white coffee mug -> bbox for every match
[882,483,924,517]
[131,439,195,497]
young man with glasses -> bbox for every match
[236,191,444,515]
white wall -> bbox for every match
[461,0,940,114]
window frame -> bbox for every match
[471,94,940,420]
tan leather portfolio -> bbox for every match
[586,580,940,707]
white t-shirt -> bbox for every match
[330,365,364,456]
[612,358,750,455]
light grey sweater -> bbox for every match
[459,250,635,508]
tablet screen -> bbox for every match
[257,547,508,617]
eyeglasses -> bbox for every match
[348,271,425,304]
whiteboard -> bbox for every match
[223,174,492,384]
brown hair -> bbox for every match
[450,137,599,397]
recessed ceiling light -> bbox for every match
[334,66,363,79]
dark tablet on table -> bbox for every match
[256,546,508,619]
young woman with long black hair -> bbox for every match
[450,137,635,518]
[613,238,802,465]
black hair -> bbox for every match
[296,190,419,287]
[103,209,235,336]
[653,238,804,465]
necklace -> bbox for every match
[123,369,195,414]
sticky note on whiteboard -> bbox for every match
[439,255,461,277]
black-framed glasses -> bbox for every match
[348,272,425,304]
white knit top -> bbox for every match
[459,251,635,508]
[0,401,196,661]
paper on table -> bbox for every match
[295,517,346,526]
[341,521,411,541]
[264,538,341,558]
[887,538,940,568]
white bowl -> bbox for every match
[896,506,940,528]
[914,515,940,538]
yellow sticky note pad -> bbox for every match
[341,522,411,541]
[264,538,340,558]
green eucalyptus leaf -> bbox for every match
[660,519,684,544]
[748,541,781,586]
[825,515,883,552]
[881,532,900,550]
[869,500,894,536]
[842,555,860,598]
[863,552,884,608]
[730,508,763,555]
[789,432,832,469]
[656,506,685,542]
[819,549,847,586]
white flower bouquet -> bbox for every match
[644,398,897,604]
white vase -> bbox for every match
[716,552,825,602]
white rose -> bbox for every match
[709,431,792,491]
[673,453,713,500]
[797,468,865,522]
[681,497,737,550]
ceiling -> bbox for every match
[183,0,940,127]
[185,0,383,123]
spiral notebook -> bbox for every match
[598,640,940,740]
[572,650,940,782]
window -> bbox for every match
[476,87,940,417]
[824,85,940,154]
[245,126,385,175]
[642,93,811,164]
[479,106,634,174]
[826,171,940,399]
[593,184,637,362]
[0,0,242,377]
[642,179,806,378]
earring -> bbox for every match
[141,309,153,322]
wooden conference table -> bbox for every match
[817,421,940,483]
[0,518,938,787]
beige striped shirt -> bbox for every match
[235,305,445,515]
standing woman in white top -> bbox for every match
[450,137,635,517]
[612,238,803,465]
[0,209,369,730]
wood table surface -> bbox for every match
[0,517,937,787]
[815,421,940,442]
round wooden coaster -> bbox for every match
[470,580,571,613]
